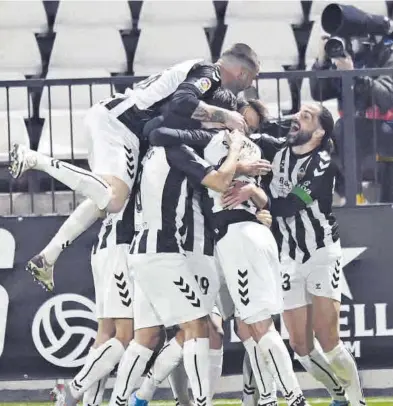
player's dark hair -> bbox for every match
[221,43,260,73]
[318,105,335,153]
[248,99,269,127]
[236,97,249,112]
[206,88,237,111]
[237,98,269,131]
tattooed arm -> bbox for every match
[169,63,246,130]
[191,101,246,130]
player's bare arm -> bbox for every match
[222,181,269,210]
[236,159,272,176]
[192,101,246,131]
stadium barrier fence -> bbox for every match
[2,67,393,215]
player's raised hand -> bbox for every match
[256,210,272,228]
[226,129,245,153]
[225,110,247,132]
[238,159,272,176]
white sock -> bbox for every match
[183,338,211,406]
[209,348,223,398]
[241,351,259,406]
[325,342,365,406]
[257,331,306,406]
[109,340,153,406]
[298,346,346,402]
[82,374,108,406]
[169,361,191,406]
[70,338,124,399]
[32,152,112,210]
[243,338,277,405]
[138,338,184,401]
[42,199,101,265]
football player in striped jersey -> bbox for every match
[227,104,365,406]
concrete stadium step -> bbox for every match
[0,191,85,216]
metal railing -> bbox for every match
[1,67,392,216]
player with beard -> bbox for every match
[225,104,365,406]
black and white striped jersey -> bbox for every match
[255,134,339,263]
[92,196,135,255]
[201,130,263,240]
[101,59,221,137]
[130,145,214,255]
[182,188,215,257]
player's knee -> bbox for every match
[107,190,128,213]
[314,327,340,353]
[94,332,113,347]
[135,326,162,350]
[234,317,251,342]
[101,175,129,213]
[175,329,185,347]
[289,336,312,357]
[248,317,275,342]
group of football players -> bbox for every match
[10,42,366,406]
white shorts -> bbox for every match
[84,104,140,190]
[91,244,134,319]
[215,221,283,324]
[185,251,220,314]
[131,253,208,329]
[281,241,343,310]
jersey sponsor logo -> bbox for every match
[299,180,311,196]
[32,294,97,368]
[194,77,212,94]
[0,228,15,269]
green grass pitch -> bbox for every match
[0,399,392,406]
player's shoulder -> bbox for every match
[187,61,221,83]
[310,149,333,177]
[312,149,332,166]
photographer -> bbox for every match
[310,3,393,202]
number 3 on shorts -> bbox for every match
[282,273,291,291]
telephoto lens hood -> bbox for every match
[322,3,391,37]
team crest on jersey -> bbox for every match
[297,167,306,181]
[194,77,212,94]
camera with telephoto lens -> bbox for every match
[321,3,393,59]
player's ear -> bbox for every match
[314,128,325,140]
